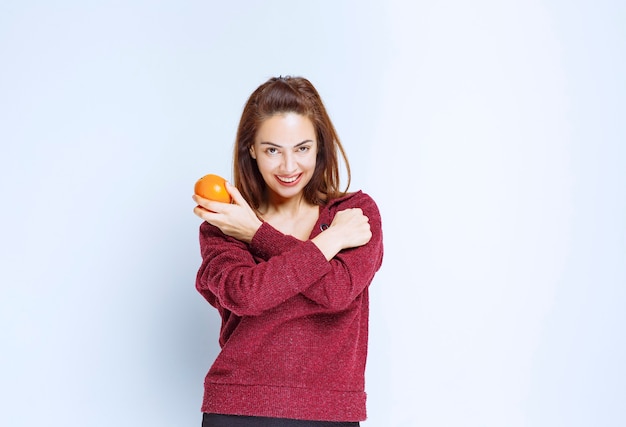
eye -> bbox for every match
[297,146,310,153]
[265,147,280,155]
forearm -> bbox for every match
[197,223,332,316]
[300,238,383,311]
[311,228,344,261]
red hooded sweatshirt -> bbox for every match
[196,191,383,422]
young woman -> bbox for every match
[192,76,383,427]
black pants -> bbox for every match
[202,413,360,427]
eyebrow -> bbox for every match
[259,139,314,148]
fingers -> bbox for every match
[225,181,246,206]
[192,194,231,214]
[192,190,262,242]
[331,208,369,226]
[194,182,250,213]
[193,205,217,225]
[342,208,365,217]
[193,204,214,221]
[327,208,372,249]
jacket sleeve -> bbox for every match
[195,221,332,317]
[299,193,383,311]
[247,192,384,313]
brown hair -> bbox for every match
[233,76,351,211]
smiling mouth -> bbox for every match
[276,174,301,184]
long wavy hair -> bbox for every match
[233,76,351,211]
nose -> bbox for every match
[282,151,296,173]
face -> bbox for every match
[250,112,317,204]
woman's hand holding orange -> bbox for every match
[193,182,263,243]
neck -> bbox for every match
[261,194,314,219]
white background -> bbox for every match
[1,1,624,426]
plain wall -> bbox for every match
[1,1,624,426]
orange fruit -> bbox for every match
[194,174,232,203]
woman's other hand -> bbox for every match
[312,208,372,261]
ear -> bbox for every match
[249,146,257,159]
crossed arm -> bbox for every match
[194,184,383,316]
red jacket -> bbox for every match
[196,191,384,421]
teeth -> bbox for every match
[278,175,298,183]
